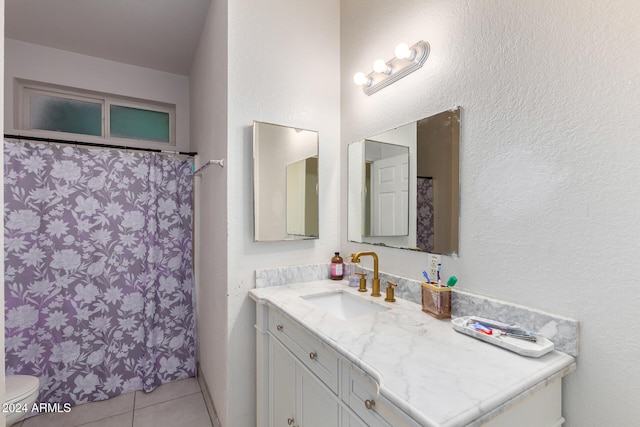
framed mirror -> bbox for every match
[253,121,319,241]
[348,107,460,254]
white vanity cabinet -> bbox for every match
[251,281,576,427]
[256,303,416,427]
[269,337,339,427]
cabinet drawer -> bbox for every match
[342,364,420,427]
[269,309,339,393]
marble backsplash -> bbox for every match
[255,263,331,288]
[452,289,579,356]
[254,263,579,356]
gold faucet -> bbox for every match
[350,251,381,297]
[385,281,397,302]
[355,272,367,293]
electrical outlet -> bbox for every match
[428,254,441,284]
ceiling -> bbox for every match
[5,0,212,76]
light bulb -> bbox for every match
[394,43,414,60]
[353,72,370,86]
[373,59,389,74]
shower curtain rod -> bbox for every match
[4,134,198,157]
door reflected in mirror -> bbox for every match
[360,140,409,237]
[253,121,319,241]
[286,157,318,237]
[348,107,460,254]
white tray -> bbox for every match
[452,316,554,358]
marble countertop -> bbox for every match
[249,280,576,427]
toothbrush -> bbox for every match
[437,263,442,286]
[422,271,431,284]
[470,318,537,342]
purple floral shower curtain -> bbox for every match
[416,176,434,252]
[4,139,196,406]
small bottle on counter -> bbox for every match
[330,252,344,280]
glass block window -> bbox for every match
[110,105,170,143]
[19,81,175,146]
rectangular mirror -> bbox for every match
[253,121,319,241]
[348,107,460,254]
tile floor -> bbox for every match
[15,377,213,427]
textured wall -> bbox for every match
[341,1,640,425]
[1,0,6,418]
[226,0,341,424]
[189,1,229,426]
[191,0,341,425]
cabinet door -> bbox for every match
[298,368,339,427]
[341,408,367,427]
[270,339,297,427]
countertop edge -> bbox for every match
[463,363,577,427]
[354,349,575,427]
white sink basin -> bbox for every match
[302,291,388,320]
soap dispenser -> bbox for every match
[330,252,344,280]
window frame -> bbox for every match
[16,80,176,147]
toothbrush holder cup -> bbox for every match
[421,282,451,319]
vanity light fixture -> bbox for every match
[353,72,371,87]
[372,59,391,74]
[353,40,430,95]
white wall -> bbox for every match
[341,1,640,426]
[4,39,191,152]
[228,0,340,427]
[227,0,340,425]
[190,0,341,425]
[1,2,7,425]
[189,0,228,425]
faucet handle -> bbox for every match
[385,281,397,303]
[355,272,367,293]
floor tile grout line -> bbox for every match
[134,390,203,411]
[45,394,135,427]
[21,379,205,427]
[75,411,133,427]
[21,393,211,427]
[201,391,216,427]
[134,392,211,426]
[25,393,135,427]
[71,402,134,427]
[132,392,136,427]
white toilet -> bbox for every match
[5,375,40,427]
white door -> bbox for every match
[286,159,306,236]
[371,154,409,236]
